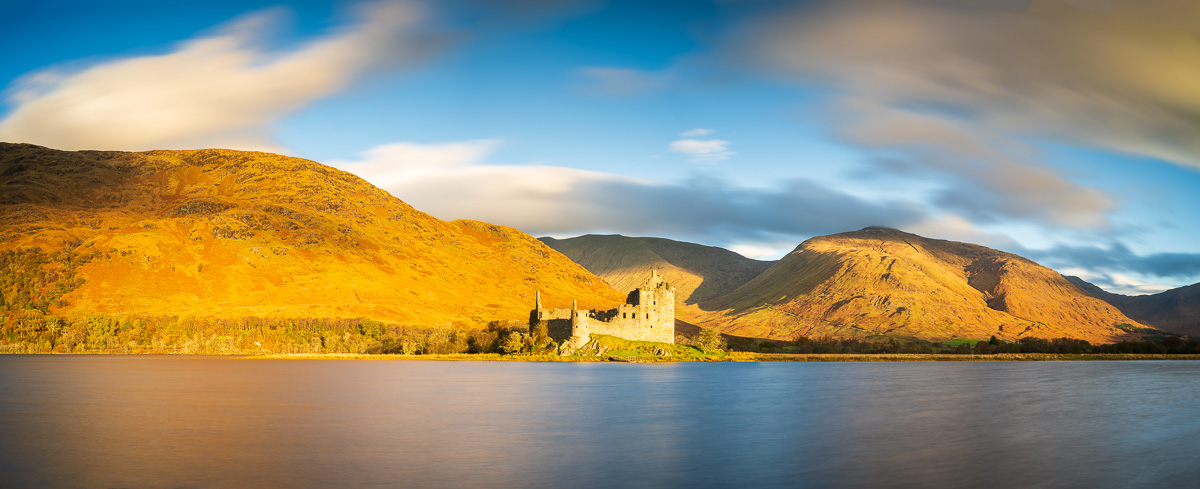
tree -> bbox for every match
[500,331,527,354]
[697,328,725,353]
[532,321,549,339]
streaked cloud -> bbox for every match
[726,0,1200,233]
[574,66,672,97]
[1026,242,1200,282]
[332,139,503,187]
[668,129,733,162]
[740,0,1200,170]
[0,1,443,152]
[1062,267,1175,296]
[728,244,787,260]
[333,140,927,242]
[842,99,1114,227]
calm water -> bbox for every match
[1,357,1198,488]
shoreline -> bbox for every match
[6,352,1200,361]
[240,352,1200,362]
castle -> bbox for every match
[531,270,675,348]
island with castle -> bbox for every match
[531,270,676,349]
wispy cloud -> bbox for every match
[574,66,672,97]
[740,0,1200,170]
[1025,242,1200,281]
[727,0,1200,232]
[0,1,445,152]
[728,244,788,260]
[668,139,733,162]
[668,129,732,162]
[841,99,1114,228]
[332,139,926,242]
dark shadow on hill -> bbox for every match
[693,249,841,314]
[675,318,770,344]
[636,237,773,304]
[1068,276,1200,337]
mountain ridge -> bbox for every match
[539,234,774,305]
[550,227,1149,343]
[1066,276,1200,337]
[0,143,624,326]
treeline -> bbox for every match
[0,310,536,355]
[734,334,1200,355]
[0,246,94,313]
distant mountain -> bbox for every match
[1066,277,1200,337]
[552,227,1145,343]
[539,234,774,304]
[0,143,623,325]
[692,227,1146,342]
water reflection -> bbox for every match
[0,358,1197,488]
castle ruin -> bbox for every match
[531,270,675,348]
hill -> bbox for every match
[549,228,1145,343]
[0,143,623,327]
[1066,277,1200,337]
[688,227,1144,342]
[539,234,773,304]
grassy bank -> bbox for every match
[242,352,1200,362]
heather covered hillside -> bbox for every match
[0,143,622,329]
[550,227,1150,343]
[691,228,1147,342]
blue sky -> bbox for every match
[3,0,1199,295]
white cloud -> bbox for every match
[0,1,441,152]
[333,139,503,187]
[1058,267,1170,295]
[1100,273,1174,295]
[332,139,926,240]
[668,138,733,162]
[728,244,786,260]
[680,128,714,137]
[330,140,646,230]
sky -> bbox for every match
[2,0,1199,295]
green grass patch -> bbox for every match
[583,334,724,361]
[943,338,981,346]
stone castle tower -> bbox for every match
[531,270,675,348]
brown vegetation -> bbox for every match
[0,143,624,344]
[554,227,1154,344]
[691,227,1148,343]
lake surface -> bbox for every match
[1,357,1198,488]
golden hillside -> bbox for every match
[690,227,1144,343]
[0,143,623,325]
[539,234,773,304]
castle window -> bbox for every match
[646,313,649,319]
[622,312,626,318]
[653,301,656,305]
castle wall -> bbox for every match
[588,311,673,343]
[530,270,676,347]
[532,308,574,342]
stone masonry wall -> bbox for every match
[531,271,675,346]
